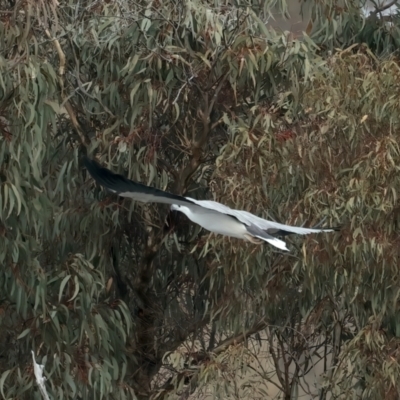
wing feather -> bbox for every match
[237,210,339,235]
[84,157,194,206]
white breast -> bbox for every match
[183,206,247,239]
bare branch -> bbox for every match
[44,29,65,76]
[172,75,194,105]
[212,320,268,355]
[370,0,397,16]
[268,333,287,390]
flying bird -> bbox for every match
[84,157,338,251]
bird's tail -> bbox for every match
[256,235,289,251]
[245,227,289,251]
[244,232,289,251]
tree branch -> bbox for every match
[370,0,397,16]
[43,27,90,145]
[268,332,287,390]
[211,320,268,355]
[173,71,228,195]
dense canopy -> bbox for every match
[1,0,400,399]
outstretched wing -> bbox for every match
[186,198,338,237]
[237,210,339,236]
[84,157,194,206]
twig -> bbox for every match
[172,75,194,105]
[43,26,90,145]
[175,72,228,194]
[370,0,397,16]
[211,320,268,355]
[44,29,65,76]
[157,158,178,180]
[268,333,287,389]
[67,37,115,118]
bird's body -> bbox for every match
[84,157,338,251]
[171,203,249,239]
[169,201,289,249]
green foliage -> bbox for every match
[1,0,400,399]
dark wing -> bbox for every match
[84,157,194,206]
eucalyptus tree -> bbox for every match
[1,0,400,399]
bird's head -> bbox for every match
[170,204,180,211]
